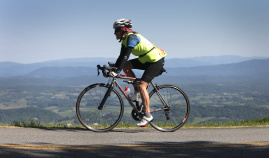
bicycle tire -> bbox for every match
[148,84,190,132]
[76,83,124,132]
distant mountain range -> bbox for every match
[0,55,268,87]
[164,55,267,67]
[168,59,269,77]
[20,58,268,79]
[0,55,267,78]
[0,57,115,78]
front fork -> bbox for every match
[97,80,114,110]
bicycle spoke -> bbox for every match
[76,84,124,132]
[149,85,190,132]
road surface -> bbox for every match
[0,126,268,157]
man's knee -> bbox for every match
[123,66,128,73]
[123,61,133,72]
[137,81,148,91]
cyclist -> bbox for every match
[112,19,167,126]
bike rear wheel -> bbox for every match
[76,83,124,132]
[148,84,190,132]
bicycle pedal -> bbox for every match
[140,125,146,127]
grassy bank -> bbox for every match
[1,116,268,129]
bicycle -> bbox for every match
[76,63,190,132]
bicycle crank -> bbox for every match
[131,109,144,121]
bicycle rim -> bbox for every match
[148,85,190,132]
[76,83,124,132]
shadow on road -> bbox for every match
[28,126,152,133]
[1,141,268,158]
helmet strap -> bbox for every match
[119,31,125,42]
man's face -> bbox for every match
[114,31,122,40]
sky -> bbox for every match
[0,0,269,63]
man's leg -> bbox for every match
[123,61,135,78]
[136,59,164,126]
[136,80,153,126]
[137,81,150,113]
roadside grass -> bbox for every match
[1,116,269,129]
[3,120,83,129]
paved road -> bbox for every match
[0,126,269,157]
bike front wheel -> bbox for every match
[149,84,190,132]
[76,83,124,132]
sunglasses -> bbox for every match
[114,28,122,34]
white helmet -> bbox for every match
[113,19,132,29]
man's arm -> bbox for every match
[115,45,133,72]
[114,34,139,72]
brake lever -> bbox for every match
[108,62,115,67]
[97,65,100,77]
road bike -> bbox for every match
[76,63,190,132]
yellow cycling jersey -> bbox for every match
[122,33,167,64]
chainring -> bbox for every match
[131,109,142,121]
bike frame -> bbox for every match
[97,75,170,113]
[77,65,190,132]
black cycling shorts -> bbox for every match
[129,58,164,83]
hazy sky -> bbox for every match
[1,0,269,63]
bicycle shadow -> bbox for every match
[24,126,153,133]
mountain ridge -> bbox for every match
[0,58,268,87]
[23,58,269,78]
[0,55,267,78]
